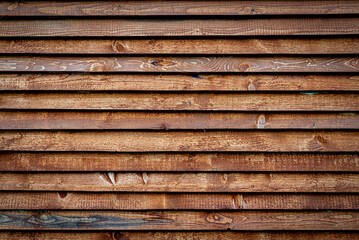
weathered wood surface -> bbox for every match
[1,112,358,130]
[2,93,359,111]
[2,74,359,91]
[1,57,359,73]
[0,173,357,192]
[1,231,359,240]
[1,192,358,210]
[1,38,359,54]
[1,131,358,152]
[1,1,358,16]
[1,152,358,172]
[0,210,358,230]
[1,18,358,37]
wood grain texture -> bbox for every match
[1,131,359,152]
[1,56,359,73]
[1,93,359,111]
[1,152,358,172]
[0,172,357,192]
[1,231,359,240]
[1,192,358,210]
[1,112,358,130]
[1,1,358,16]
[0,210,358,230]
[1,18,358,37]
[1,38,359,54]
[2,74,359,91]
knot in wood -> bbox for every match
[206,213,233,224]
[112,41,125,53]
[239,63,250,72]
[151,60,176,67]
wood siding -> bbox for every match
[0,0,358,239]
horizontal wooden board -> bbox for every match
[2,74,359,91]
[1,93,359,111]
[1,57,359,73]
[1,232,359,240]
[1,18,358,37]
[1,1,358,16]
[0,172,357,192]
[0,210,358,230]
[1,152,358,172]
[1,192,358,210]
[1,38,359,54]
[1,131,359,152]
[1,112,358,130]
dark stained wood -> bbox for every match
[1,131,359,152]
[1,192,358,210]
[0,210,358,230]
[1,93,359,111]
[1,56,359,72]
[2,74,359,91]
[0,172,357,192]
[1,38,359,54]
[1,152,358,172]
[1,1,358,16]
[1,18,358,37]
[1,112,358,130]
[1,231,358,240]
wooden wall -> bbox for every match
[0,0,359,239]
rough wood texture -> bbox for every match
[1,112,358,130]
[1,1,358,16]
[1,74,359,91]
[1,18,358,37]
[0,210,358,230]
[1,56,359,73]
[1,231,359,240]
[1,131,358,152]
[1,0,359,237]
[1,93,359,111]
[1,192,358,210]
[0,172,357,192]
[1,152,358,172]
[1,38,359,54]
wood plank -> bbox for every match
[1,192,358,210]
[1,231,358,240]
[0,172,357,192]
[1,111,358,130]
[1,152,358,172]
[1,131,358,152]
[1,93,359,111]
[0,18,358,37]
[1,38,359,54]
[1,1,358,16]
[0,210,358,230]
[1,57,359,73]
[2,74,359,91]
